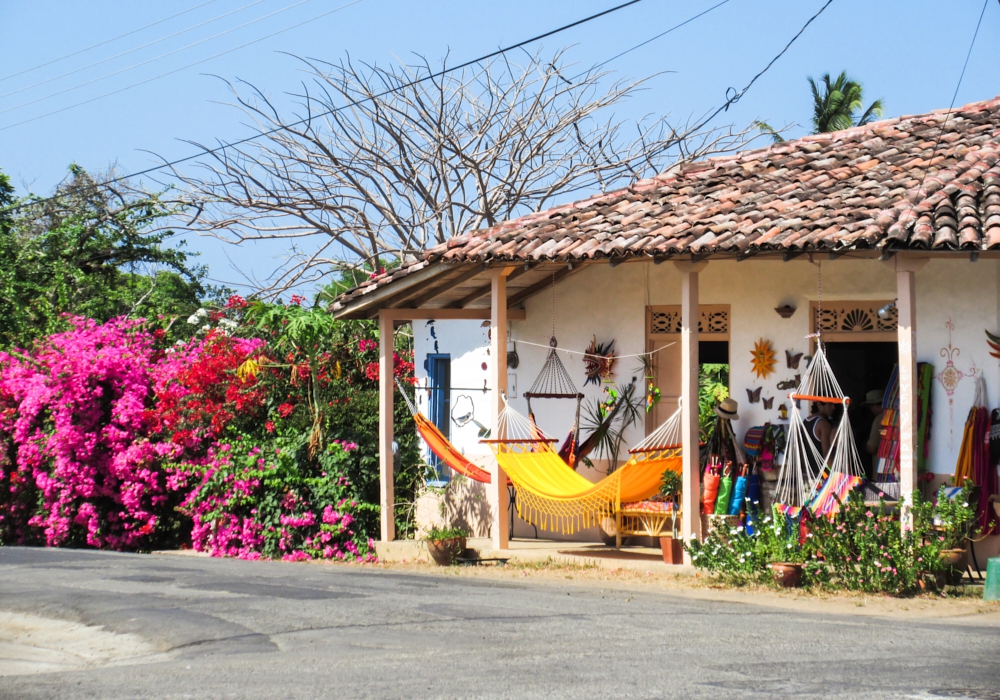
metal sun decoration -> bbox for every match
[750,338,777,380]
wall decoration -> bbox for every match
[937,318,977,448]
[746,387,761,403]
[785,350,803,369]
[763,396,774,410]
[750,338,777,379]
[776,376,800,391]
[582,336,617,386]
[778,403,789,420]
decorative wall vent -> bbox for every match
[648,306,730,336]
[810,301,897,341]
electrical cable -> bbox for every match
[903,0,990,223]
[0,0,359,131]
[0,0,269,100]
[0,0,646,213]
[0,0,320,116]
[691,0,834,134]
[0,0,221,83]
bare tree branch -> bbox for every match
[169,49,764,297]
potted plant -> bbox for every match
[762,516,805,587]
[425,525,468,566]
[931,483,977,578]
[658,470,684,565]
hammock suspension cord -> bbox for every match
[776,344,866,512]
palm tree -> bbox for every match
[756,71,884,143]
[809,71,884,133]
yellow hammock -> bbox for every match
[485,403,682,534]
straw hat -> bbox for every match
[714,397,739,420]
[863,389,885,405]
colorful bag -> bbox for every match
[714,473,734,515]
[744,426,765,458]
[702,470,721,515]
[728,475,748,515]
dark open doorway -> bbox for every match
[824,342,897,479]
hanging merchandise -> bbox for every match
[713,463,735,515]
[777,376,800,391]
[582,336,617,386]
[524,275,586,467]
[746,387,762,403]
[751,338,778,379]
[728,464,749,516]
[744,471,763,534]
[953,375,998,535]
[763,396,774,410]
[702,463,722,515]
[775,345,866,520]
[876,363,934,498]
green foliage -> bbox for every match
[698,363,729,440]
[659,469,682,500]
[424,525,468,541]
[580,379,642,473]
[688,487,978,595]
[809,71,884,133]
[0,165,212,349]
[686,514,801,585]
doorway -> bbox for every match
[824,341,897,479]
[426,354,451,477]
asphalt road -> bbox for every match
[0,547,997,700]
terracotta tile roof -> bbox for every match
[336,96,1000,308]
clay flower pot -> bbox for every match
[659,536,684,565]
[939,548,967,569]
[427,537,466,566]
[769,562,803,588]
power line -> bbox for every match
[692,0,834,133]
[0,0,358,133]
[588,0,732,74]
[1,0,646,214]
[0,0,269,100]
[0,0,320,116]
[906,0,990,215]
[0,0,222,83]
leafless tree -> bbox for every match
[172,48,762,296]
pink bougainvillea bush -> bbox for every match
[178,437,376,562]
[0,317,184,548]
[0,311,394,561]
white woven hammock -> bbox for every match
[774,346,865,509]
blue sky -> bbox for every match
[1,0,997,291]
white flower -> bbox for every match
[218,318,238,330]
[200,324,211,333]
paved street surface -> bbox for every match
[0,547,997,699]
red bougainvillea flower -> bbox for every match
[277,403,295,418]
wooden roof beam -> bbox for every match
[506,264,582,308]
[451,265,530,308]
[394,265,485,308]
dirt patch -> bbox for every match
[0,611,164,676]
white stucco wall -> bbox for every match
[414,257,1000,549]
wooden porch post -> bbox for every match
[675,261,707,560]
[378,309,395,542]
[894,256,927,530]
[489,268,514,550]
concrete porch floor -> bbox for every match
[376,537,695,574]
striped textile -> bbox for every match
[807,469,863,518]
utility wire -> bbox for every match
[0,0,221,83]
[0,0,269,100]
[1,0,646,213]
[0,0,319,116]
[588,0,732,74]
[0,0,358,132]
[905,0,990,218]
[692,0,834,133]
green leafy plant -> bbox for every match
[425,525,468,542]
[698,363,729,440]
[685,513,801,585]
[580,379,642,474]
[659,470,682,501]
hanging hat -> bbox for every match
[863,389,885,405]
[714,397,740,420]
